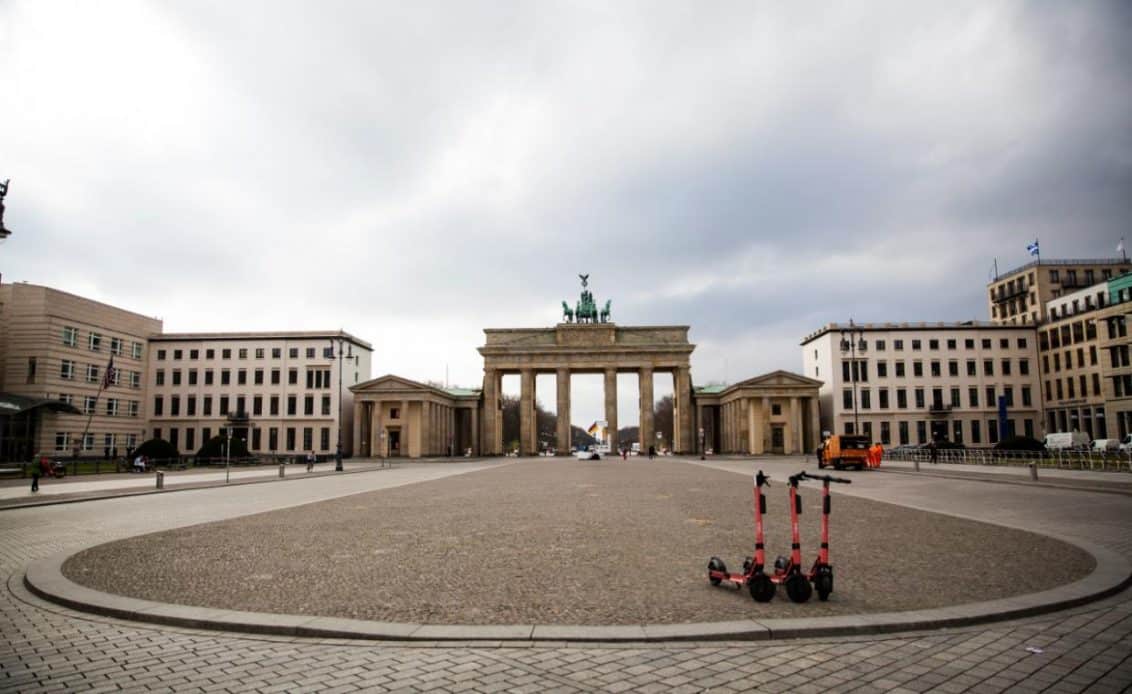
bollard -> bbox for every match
[1029,463,1038,481]
[156,471,164,489]
[279,464,285,478]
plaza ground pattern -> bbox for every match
[62,458,1092,625]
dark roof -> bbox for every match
[0,393,82,416]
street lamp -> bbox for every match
[839,319,865,435]
[329,336,359,472]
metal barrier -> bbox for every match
[885,447,1132,472]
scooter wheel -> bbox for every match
[748,573,776,603]
[815,569,833,602]
[785,574,812,603]
[708,556,727,586]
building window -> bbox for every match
[322,395,331,416]
[880,421,890,444]
[896,389,907,409]
[946,339,956,350]
[157,349,166,361]
[128,401,139,417]
[255,348,264,359]
[236,396,246,415]
[983,360,994,376]
[55,432,70,451]
[252,428,262,450]
[916,421,927,444]
[62,326,78,347]
[950,388,960,407]
[306,348,316,359]
[169,427,179,450]
[172,369,182,386]
[272,348,282,359]
[895,361,905,378]
[188,369,198,385]
[86,364,100,383]
[171,395,180,416]
[1001,359,1011,376]
[913,361,923,377]
[304,395,314,416]
[912,340,922,351]
[969,388,979,408]
[914,389,925,408]
[190,349,199,360]
[88,332,102,351]
[964,339,974,349]
[876,361,887,378]
[952,420,963,443]
[894,340,904,351]
[132,341,143,359]
[321,427,331,451]
[1022,386,1032,407]
[206,348,215,359]
[930,361,941,377]
[204,396,213,416]
[843,390,853,409]
[898,421,909,445]
[130,371,141,388]
[289,348,299,359]
[271,369,281,385]
[173,349,183,360]
[860,389,871,409]
[187,396,197,416]
[928,339,939,350]
[287,396,297,416]
[253,396,263,416]
[948,361,959,377]
[289,369,298,385]
[220,396,230,415]
[221,369,231,385]
[26,357,37,384]
[989,420,999,444]
[986,386,996,406]
[1019,359,1029,376]
[155,369,165,386]
[254,369,264,385]
[270,396,280,416]
[105,398,119,416]
[971,420,982,444]
[222,348,232,359]
[239,348,248,359]
[981,338,991,349]
[186,428,196,452]
[60,359,75,380]
[391,407,400,420]
[153,396,164,416]
[238,369,247,385]
[286,427,296,451]
[303,427,313,450]
[269,427,279,451]
[879,389,889,408]
[205,369,214,385]
[876,340,886,351]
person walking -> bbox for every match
[31,466,40,493]
[648,445,655,460]
[929,441,939,464]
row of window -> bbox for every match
[842,384,1033,411]
[1044,373,1104,401]
[61,327,144,359]
[838,336,1028,354]
[1047,407,1108,440]
[55,393,141,417]
[58,360,142,388]
[844,417,1035,445]
[1040,319,1098,351]
[1042,346,1100,374]
[54,431,139,452]
[155,345,338,361]
[153,425,331,454]
[838,358,1031,382]
[154,367,333,389]
[152,393,333,418]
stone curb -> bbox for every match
[0,464,396,512]
[876,466,1132,497]
[24,536,1131,643]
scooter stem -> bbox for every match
[819,479,831,565]
[788,474,803,568]
[752,471,768,567]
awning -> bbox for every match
[0,393,82,416]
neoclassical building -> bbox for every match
[349,283,822,458]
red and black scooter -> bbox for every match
[707,470,777,602]
[770,470,852,602]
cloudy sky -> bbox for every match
[2,1,1130,427]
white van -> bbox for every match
[1044,432,1090,451]
[1092,438,1120,452]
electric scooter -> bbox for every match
[768,470,852,602]
[707,470,776,602]
[799,471,851,601]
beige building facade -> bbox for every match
[0,283,159,459]
[146,331,372,456]
[986,258,1130,326]
[801,322,1043,446]
[351,375,480,458]
[1040,285,1108,438]
[693,372,822,455]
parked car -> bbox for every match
[1121,435,1132,453]
[1044,431,1090,451]
[1092,438,1120,452]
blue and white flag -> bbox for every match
[1027,240,1040,257]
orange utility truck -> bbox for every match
[818,435,871,471]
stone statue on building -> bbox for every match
[562,275,612,324]
[0,179,9,232]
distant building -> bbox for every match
[801,322,1042,446]
[146,332,372,457]
[0,283,159,460]
[1039,283,1108,438]
[986,258,1131,326]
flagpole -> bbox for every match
[1035,237,1040,263]
[1122,236,1127,262]
[78,355,113,458]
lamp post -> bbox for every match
[839,320,864,435]
[329,336,359,472]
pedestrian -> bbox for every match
[816,442,824,466]
[112,446,118,461]
[648,445,655,460]
[929,441,939,464]
[621,447,627,461]
[31,467,39,493]
[307,451,315,472]
[104,446,110,461]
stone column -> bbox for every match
[470,406,480,456]
[809,397,821,451]
[761,396,772,454]
[790,396,802,454]
[520,369,535,456]
[353,401,364,456]
[675,367,693,453]
[372,400,384,457]
[604,368,618,451]
[482,369,499,455]
[748,398,758,454]
[556,368,571,454]
[639,367,654,452]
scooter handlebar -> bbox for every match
[755,470,771,487]
[800,471,852,484]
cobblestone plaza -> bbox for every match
[1,457,1130,691]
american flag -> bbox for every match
[101,355,115,389]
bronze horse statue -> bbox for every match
[600,300,611,323]
[562,301,574,323]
